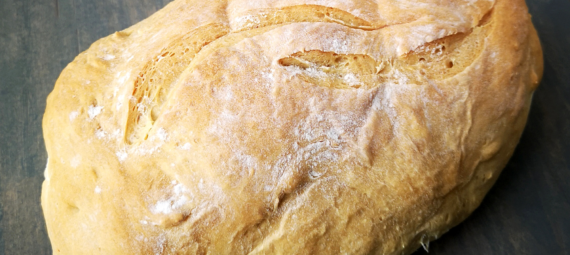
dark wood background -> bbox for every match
[0,0,568,254]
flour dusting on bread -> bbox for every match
[41,0,543,254]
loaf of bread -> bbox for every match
[42,0,543,254]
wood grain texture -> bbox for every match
[0,0,568,254]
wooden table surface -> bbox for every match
[0,0,568,254]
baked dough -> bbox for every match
[41,0,543,254]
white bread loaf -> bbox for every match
[42,0,543,254]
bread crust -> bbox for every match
[42,0,543,254]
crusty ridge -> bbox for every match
[124,1,495,146]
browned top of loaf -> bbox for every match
[42,0,543,254]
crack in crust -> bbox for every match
[126,4,493,145]
[125,23,230,145]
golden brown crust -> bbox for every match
[42,0,542,254]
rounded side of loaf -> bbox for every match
[42,0,543,254]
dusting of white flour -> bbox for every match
[156,128,168,141]
[116,150,128,162]
[102,54,115,61]
[70,155,81,168]
[88,105,103,119]
[69,111,79,122]
[150,182,191,215]
[180,143,192,150]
